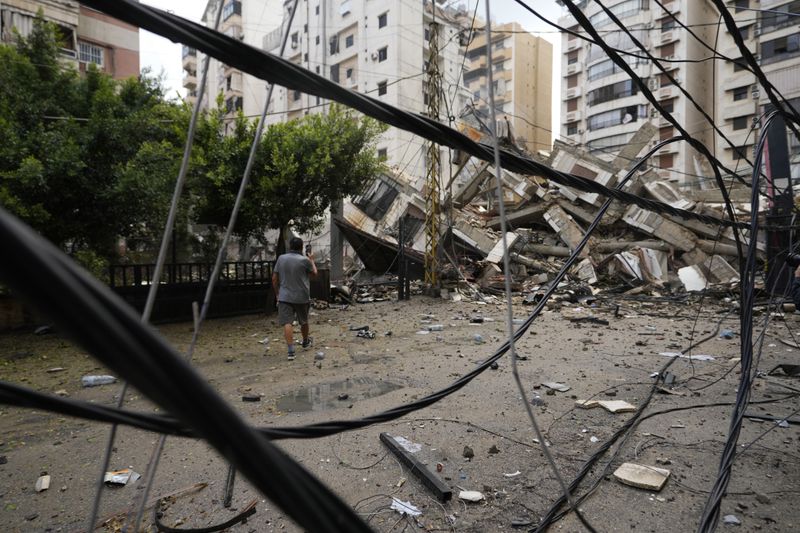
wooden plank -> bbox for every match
[379,433,452,502]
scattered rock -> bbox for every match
[723,514,741,526]
[613,463,670,491]
[755,493,772,505]
[488,445,500,455]
[462,446,475,460]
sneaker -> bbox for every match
[287,350,296,361]
[301,337,313,349]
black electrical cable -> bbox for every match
[0,208,372,533]
[697,111,784,533]
[75,0,744,230]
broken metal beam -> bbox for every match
[379,433,452,502]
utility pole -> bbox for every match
[424,20,442,290]
[763,108,794,294]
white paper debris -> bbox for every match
[391,498,421,517]
[503,471,522,477]
[458,490,485,502]
[659,352,715,361]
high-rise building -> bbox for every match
[1,0,139,79]
[185,0,282,129]
[557,0,800,186]
[263,0,471,179]
[462,21,553,154]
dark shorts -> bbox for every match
[278,301,310,326]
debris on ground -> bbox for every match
[390,497,421,517]
[103,468,141,486]
[458,490,485,502]
[81,375,117,387]
[613,463,671,491]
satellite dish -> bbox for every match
[622,113,633,124]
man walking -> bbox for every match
[272,237,317,360]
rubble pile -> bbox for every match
[336,123,754,299]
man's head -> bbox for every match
[289,237,303,252]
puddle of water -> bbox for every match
[276,377,402,412]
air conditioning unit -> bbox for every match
[752,89,760,99]
[648,78,659,90]
[371,52,378,60]
[754,25,761,37]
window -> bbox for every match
[378,46,387,62]
[567,74,578,89]
[587,105,641,131]
[291,32,299,49]
[378,80,387,95]
[377,148,388,160]
[566,122,578,135]
[79,42,103,66]
[587,80,638,106]
[345,34,354,48]
[761,1,800,33]
[761,33,800,65]
[346,67,354,80]
[587,132,636,155]
[330,64,340,83]
[292,90,301,101]
[424,28,430,41]
[567,98,578,112]
[225,95,243,113]
[316,35,320,45]
[340,0,351,16]
[352,176,399,220]
[226,75,232,91]
[659,72,674,87]
[222,1,241,21]
[732,116,749,130]
[660,42,675,58]
[399,211,424,244]
[732,86,748,101]
[304,53,308,62]
[587,56,640,82]
[315,65,320,73]
[316,5,319,15]
[567,25,578,41]
[659,153,674,168]
[659,126,673,141]
[733,145,749,160]
[589,0,649,29]
[567,51,578,65]
[739,26,749,40]
[304,24,308,33]
[378,12,388,28]
[660,18,675,32]
[661,99,675,113]
[732,0,748,13]
[329,35,339,55]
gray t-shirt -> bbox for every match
[274,251,312,304]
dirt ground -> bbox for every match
[1,293,799,532]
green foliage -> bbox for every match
[0,13,190,260]
[1,13,387,266]
[193,104,387,241]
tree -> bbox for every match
[0,14,191,262]
[193,104,387,247]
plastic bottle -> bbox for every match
[81,375,117,387]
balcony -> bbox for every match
[564,62,582,76]
[657,31,677,46]
[565,110,582,122]
[566,39,580,52]
[263,27,283,52]
[183,72,197,89]
[565,86,582,99]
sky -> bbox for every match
[139,0,565,131]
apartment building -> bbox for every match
[262,0,470,178]
[0,0,139,79]
[558,0,800,186]
[184,0,282,127]
[558,0,718,187]
[463,21,553,154]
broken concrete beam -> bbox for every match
[612,123,658,170]
[622,206,697,252]
[556,199,601,226]
[452,162,490,208]
[544,205,594,257]
[609,248,668,284]
[678,265,709,292]
[509,252,554,272]
[486,232,519,264]
[703,255,740,284]
[486,202,549,230]
[644,181,695,210]
[453,217,495,255]
[380,433,452,502]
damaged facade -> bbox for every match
[334,122,754,296]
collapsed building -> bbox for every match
[334,122,755,296]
